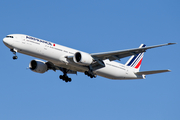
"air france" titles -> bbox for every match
[26,36,52,46]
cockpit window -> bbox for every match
[6,36,14,38]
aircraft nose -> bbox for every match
[3,37,12,47]
[3,38,8,44]
[3,38,7,43]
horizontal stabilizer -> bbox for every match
[135,69,171,75]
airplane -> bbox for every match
[3,34,176,82]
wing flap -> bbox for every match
[135,69,171,75]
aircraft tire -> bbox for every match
[13,56,18,60]
[59,75,63,79]
[59,75,72,82]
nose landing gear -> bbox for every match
[10,48,18,60]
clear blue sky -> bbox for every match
[0,0,179,120]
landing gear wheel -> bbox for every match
[65,79,69,83]
[90,75,93,78]
[68,78,72,82]
[13,56,18,60]
[84,71,96,78]
[59,75,63,79]
[59,75,72,82]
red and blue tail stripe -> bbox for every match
[125,44,146,70]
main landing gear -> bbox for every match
[84,71,96,78]
[10,48,18,60]
[59,68,72,83]
[84,66,96,78]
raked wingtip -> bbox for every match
[168,43,177,45]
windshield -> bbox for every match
[6,36,14,38]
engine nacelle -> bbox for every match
[73,52,93,66]
[29,60,48,73]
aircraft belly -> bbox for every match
[95,64,126,79]
[95,63,143,80]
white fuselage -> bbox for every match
[3,34,144,80]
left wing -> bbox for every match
[91,43,176,61]
[46,61,77,74]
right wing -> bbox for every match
[66,43,176,71]
[91,43,176,61]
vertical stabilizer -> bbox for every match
[125,44,146,71]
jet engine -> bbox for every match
[73,52,93,66]
[29,60,48,73]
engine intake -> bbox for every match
[29,60,48,73]
[73,52,93,66]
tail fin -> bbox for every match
[125,44,146,71]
